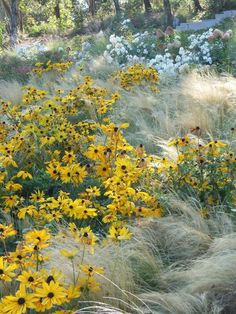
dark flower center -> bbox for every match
[0,269,4,275]
[47,292,54,299]
[46,275,54,284]
[28,276,34,282]
[18,297,26,305]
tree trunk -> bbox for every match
[10,0,18,48]
[89,0,96,16]
[1,0,11,17]
[163,0,173,27]
[113,0,121,14]
[193,0,203,12]
[144,0,152,13]
[55,0,61,19]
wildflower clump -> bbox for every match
[0,61,163,313]
[33,60,73,76]
[113,64,159,91]
[0,61,235,312]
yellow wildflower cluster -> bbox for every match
[33,61,73,76]
[0,62,235,312]
[159,133,236,210]
[0,227,104,313]
[114,64,159,91]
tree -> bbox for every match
[193,0,203,12]
[0,0,19,47]
[10,0,18,47]
[113,0,121,14]
[163,0,173,26]
[143,0,152,13]
[0,0,11,17]
[54,0,61,19]
[88,0,95,16]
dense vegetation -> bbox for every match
[0,1,236,314]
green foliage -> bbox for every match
[96,0,114,20]
[205,0,236,14]
[20,0,74,35]
[0,46,70,83]
[0,53,32,82]
[71,35,83,51]
[87,35,109,57]
[27,21,57,37]
[217,18,236,75]
[0,21,4,48]
[71,6,85,29]
[123,0,143,17]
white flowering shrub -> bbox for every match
[104,34,131,65]
[72,41,91,65]
[120,19,132,31]
[15,42,49,60]
[14,18,232,78]
[102,27,230,75]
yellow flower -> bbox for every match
[16,171,33,180]
[45,210,63,222]
[24,229,51,250]
[35,281,67,310]
[0,256,18,282]
[0,155,18,167]
[74,206,97,220]
[205,140,227,148]
[78,276,101,292]
[5,182,22,192]
[85,186,101,198]
[199,208,210,219]
[108,225,132,241]
[0,223,17,240]
[66,285,81,301]
[134,206,150,217]
[0,170,7,183]
[18,205,37,219]
[46,160,61,180]
[115,157,135,177]
[40,136,56,146]
[30,190,45,203]
[77,226,97,246]
[60,164,87,184]
[2,195,19,208]
[102,214,117,223]
[62,151,76,164]
[60,248,79,258]
[1,284,36,314]
[42,268,64,285]
[17,270,42,288]
[80,264,104,276]
[95,163,111,178]
[85,145,106,161]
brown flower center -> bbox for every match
[18,298,26,305]
[47,292,54,299]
